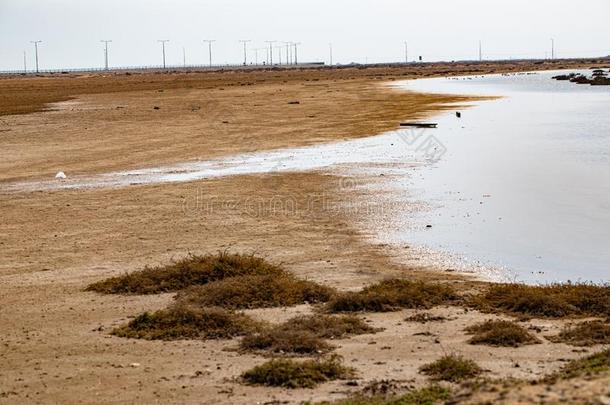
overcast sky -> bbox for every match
[1,0,609,71]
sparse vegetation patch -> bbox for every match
[241,355,355,388]
[176,274,335,309]
[240,315,378,356]
[544,349,610,382]
[469,283,610,318]
[419,355,483,382]
[86,252,285,294]
[548,320,610,346]
[240,329,332,356]
[465,320,540,347]
[328,384,451,405]
[405,313,448,324]
[326,279,459,313]
[112,304,262,340]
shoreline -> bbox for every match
[1,60,608,404]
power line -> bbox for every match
[30,40,41,73]
[239,40,251,65]
[100,40,112,70]
[203,40,215,67]
[283,42,291,65]
[293,42,301,65]
[157,40,169,69]
[265,41,276,65]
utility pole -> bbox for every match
[329,43,333,66]
[276,46,282,66]
[551,38,555,60]
[101,40,112,70]
[203,40,215,67]
[283,42,291,65]
[183,47,186,68]
[30,40,41,73]
[23,51,27,73]
[404,41,408,64]
[293,42,300,65]
[265,41,275,65]
[478,40,482,61]
[239,40,251,65]
[158,40,169,69]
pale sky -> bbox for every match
[1,0,609,71]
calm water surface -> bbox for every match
[396,71,610,283]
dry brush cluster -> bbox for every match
[86,252,610,395]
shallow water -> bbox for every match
[396,71,610,283]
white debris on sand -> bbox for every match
[55,171,67,179]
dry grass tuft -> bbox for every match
[240,315,378,356]
[240,329,332,356]
[241,355,354,388]
[281,314,380,339]
[465,320,540,347]
[419,355,483,382]
[469,283,610,318]
[405,313,448,324]
[86,252,285,294]
[111,304,262,340]
[175,274,335,309]
[328,384,451,405]
[325,279,459,313]
[547,321,610,346]
[544,349,610,382]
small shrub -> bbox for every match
[86,252,285,294]
[176,274,335,309]
[282,314,380,339]
[241,355,354,388]
[112,304,262,340]
[544,349,610,382]
[548,321,610,346]
[240,315,378,356]
[326,279,459,313]
[470,283,610,318]
[331,384,451,405]
[405,313,448,324]
[465,320,540,347]
[241,329,332,356]
[419,355,482,382]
